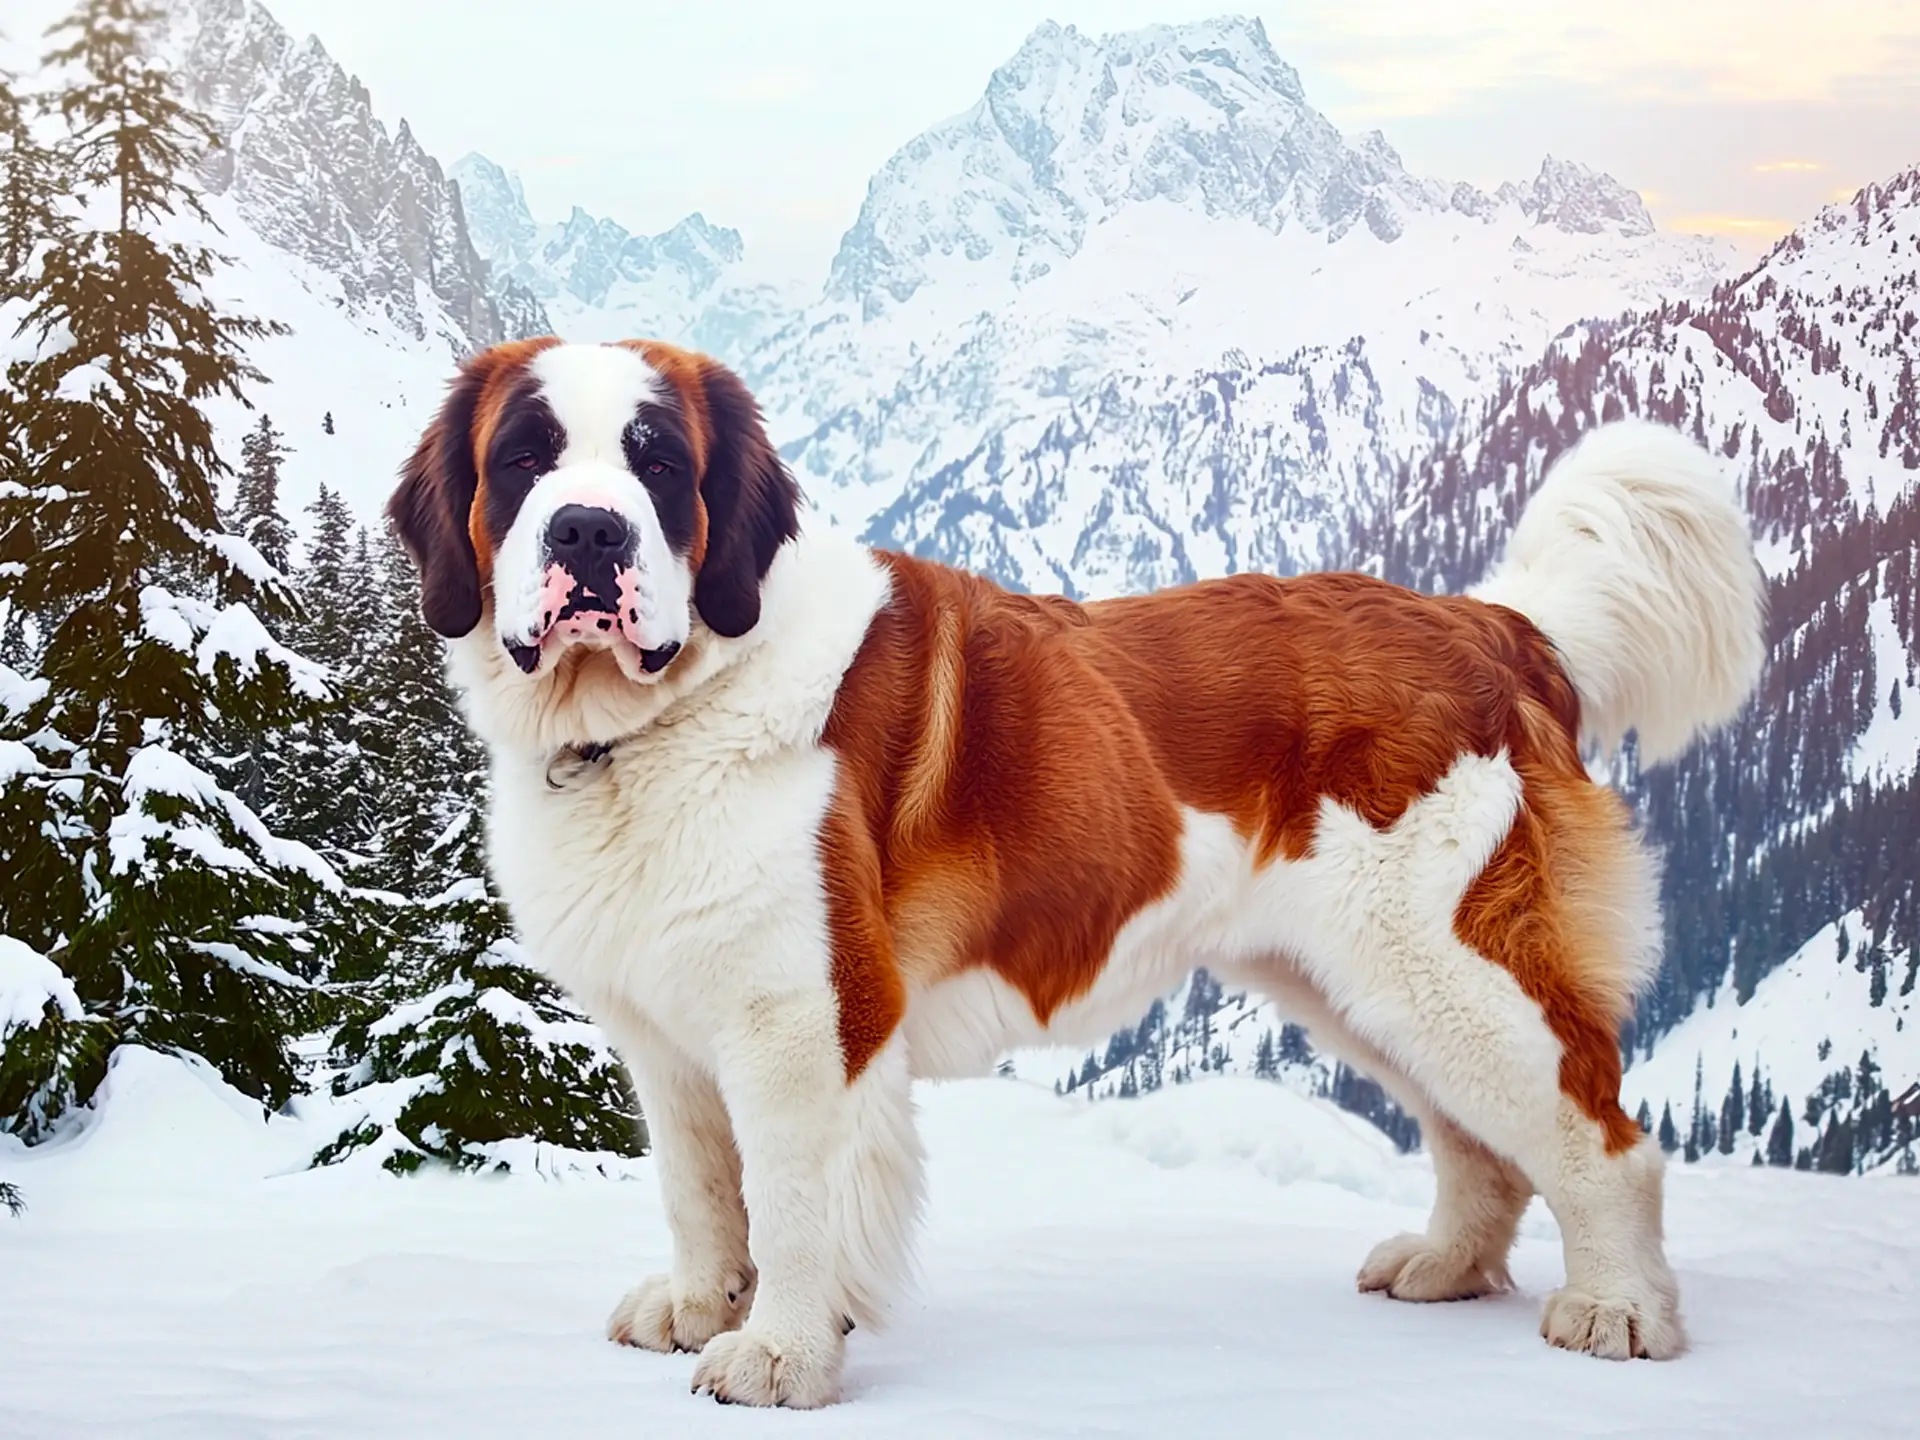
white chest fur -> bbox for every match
[461,528,893,1059]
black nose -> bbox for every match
[545,505,630,570]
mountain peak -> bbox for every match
[828,12,1431,314]
[1002,13,1303,102]
[1504,155,1656,237]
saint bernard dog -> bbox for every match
[388,336,1766,1408]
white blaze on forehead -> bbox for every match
[491,343,694,670]
[528,343,671,465]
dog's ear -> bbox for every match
[388,362,487,638]
[693,360,802,638]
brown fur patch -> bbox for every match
[821,553,1646,1144]
[463,336,560,583]
[617,340,717,571]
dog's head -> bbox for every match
[389,338,800,684]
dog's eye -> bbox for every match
[509,452,540,471]
[646,460,672,476]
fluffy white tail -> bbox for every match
[1472,420,1766,767]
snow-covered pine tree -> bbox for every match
[0,57,62,298]
[228,413,295,576]
[272,487,381,862]
[316,532,644,1175]
[1817,1116,1854,1175]
[0,0,339,1130]
[0,933,105,1146]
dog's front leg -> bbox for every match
[689,990,851,1409]
[602,1007,755,1354]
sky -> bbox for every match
[226,1,1920,277]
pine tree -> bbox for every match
[363,527,480,890]
[321,409,333,435]
[1718,1062,1743,1154]
[228,413,296,576]
[0,0,330,1131]
[1766,1098,1794,1167]
[0,58,64,296]
[273,489,379,861]
[1635,1098,1652,1135]
[1253,1027,1278,1080]
[1278,1022,1313,1066]
[1657,1102,1679,1153]
[1817,1116,1854,1175]
[1747,1064,1768,1137]
[1687,1054,1709,1160]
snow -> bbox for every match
[0,739,41,787]
[473,986,605,1054]
[139,583,206,653]
[138,585,335,701]
[0,661,49,717]
[112,744,344,891]
[198,528,289,590]
[2,1046,1916,1437]
[50,359,119,405]
[196,600,332,700]
[188,940,314,990]
[369,979,474,1039]
[0,935,81,1033]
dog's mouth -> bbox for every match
[503,563,683,678]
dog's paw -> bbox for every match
[1357,1232,1511,1302]
[1540,1284,1686,1360]
[607,1273,749,1354]
[691,1325,843,1409]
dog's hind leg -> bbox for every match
[1288,752,1683,1359]
[1239,964,1531,1303]
[828,1029,925,1335]
[1357,1110,1532,1302]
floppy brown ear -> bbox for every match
[693,360,802,638]
[388,363,486,638]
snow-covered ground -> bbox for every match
[4,1047,1916,1438]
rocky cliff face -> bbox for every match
[170,0,549,352]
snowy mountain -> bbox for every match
[446,153,798,367]
[167,0,548,349]
[738,16,1733,594]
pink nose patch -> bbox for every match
[533,563,654,648]
[532,565,579,639]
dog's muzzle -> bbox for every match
[502,505,681,675]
